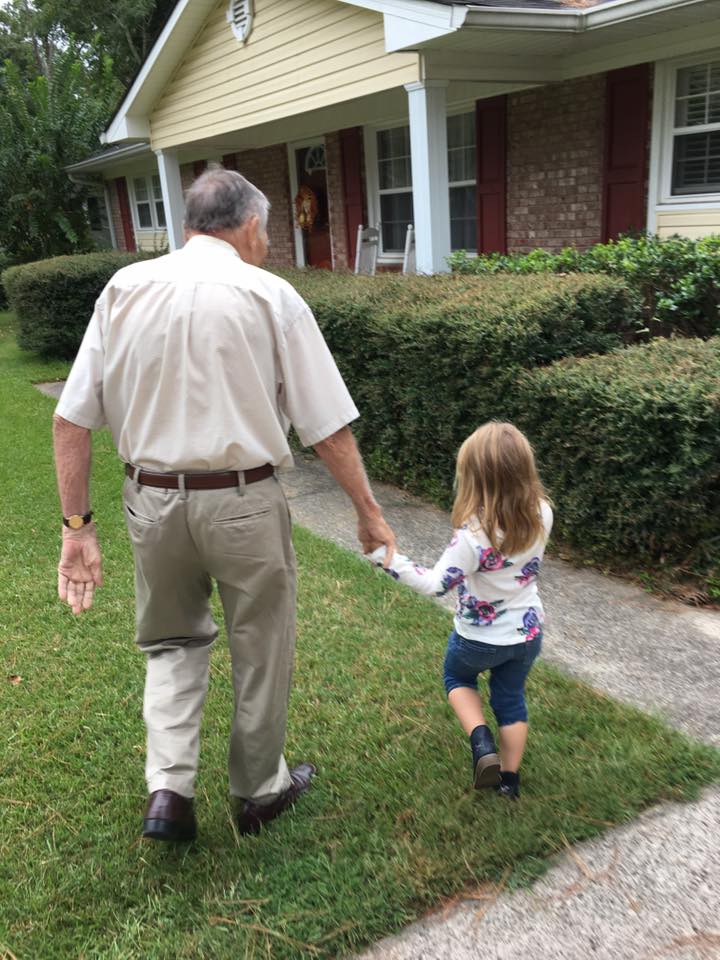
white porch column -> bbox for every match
[155,148,185,251]
[405,80,451,274]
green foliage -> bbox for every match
[449,234,720,339]
[0,48,120,263]
[0,249,11,309]
[4,250,152,357]
[280,270,637,503]
[512,338,720,581]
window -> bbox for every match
[132,174,166,230]
[447,113,477,252]
[377,126,414,254]
[373,112,477,255]
[671,61,720,196]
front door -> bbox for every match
[294,144,332,269]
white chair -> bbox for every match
[402,224,416,275]
[354,224,379,275]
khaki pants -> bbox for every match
[123,474,296,802]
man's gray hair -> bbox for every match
[184,168,270,233]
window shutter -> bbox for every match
[114,177,136,252]
[475,96,507,254]
[340,127,365,266]
[602,64,650,241]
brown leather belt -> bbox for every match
[125,463,274,490]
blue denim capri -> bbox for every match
[443,630,542,727]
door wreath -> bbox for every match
[294,186,318,231]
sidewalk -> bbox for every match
[280,451,720,960]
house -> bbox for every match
[66,0,720,273]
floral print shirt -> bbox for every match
[370,501,553,645]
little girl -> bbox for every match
[369,422,552,800]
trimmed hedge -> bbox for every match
[3,251,154,358]
[449,234,720,340]
[280,269,638,503]
[0,249,11,309]
[511,338,720,580]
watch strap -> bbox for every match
[63,511,94,529]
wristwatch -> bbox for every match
[63,511,94,530]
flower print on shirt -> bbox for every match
[515,557,541,587]
[459,595,506,627]
[477,546,513,572]
[439,566,465,595]
[517,607,543,641]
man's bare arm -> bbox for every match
[53,415,103,614]
[313,425,395,565]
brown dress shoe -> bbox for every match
[236,763,316,836]
[143,789,197,842]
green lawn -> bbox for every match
[1,310,719,960]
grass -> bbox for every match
[1,309,719,959]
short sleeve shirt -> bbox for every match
[55,235,359,471]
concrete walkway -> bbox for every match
[280,451,720,960]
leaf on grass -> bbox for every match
[8,675,22,685]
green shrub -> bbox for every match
[281,270,637,502]
[0,249,12,309]
[449,234,720,339]
[4,251,155,358]
[511,338,720,580]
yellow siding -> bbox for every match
[136,230,169,252]
[656,209,720,239]
[150,0,419,149]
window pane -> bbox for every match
[450,185,477,251]
[155,201,166,228]
[675,61,720,127]
[447,112,475,150]
[380,192,414,252]
[137,202,152,228]
[676,63,710,99]
[152,175,163,201]
[133,177,149,202]
[448,146,476,183]
[672,130,720,194]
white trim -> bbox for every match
[287,137,326,269]
[363,120,408,263]
[128,172,164,233]
[406,79,451,274]
[154,149,185,250]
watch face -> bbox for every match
[68,515,84,529]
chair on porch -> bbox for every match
[402,224,416,275]
[354,224,379,275]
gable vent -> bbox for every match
[227,0,254,43]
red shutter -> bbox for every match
[193,160,208,178]
[114,177,136,252]
[222,153,238,171]
[602,64,650,241]
[340,127,365,266]
[476,96,507,254]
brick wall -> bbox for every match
[325,132,349,269]
[223,145,295,268]
[507,74,606,252]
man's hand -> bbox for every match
[58,524,104,615]
[358,509,396,568]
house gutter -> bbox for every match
[65,142,152,175]
[461,0,715,32]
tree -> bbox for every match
[0,47,121,262]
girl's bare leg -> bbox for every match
[448,687,487,734]
[498,721,528,772]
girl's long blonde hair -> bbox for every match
[452,422,550,556]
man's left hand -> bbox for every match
[58,524,104,615]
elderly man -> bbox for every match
[53,169,395,842]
